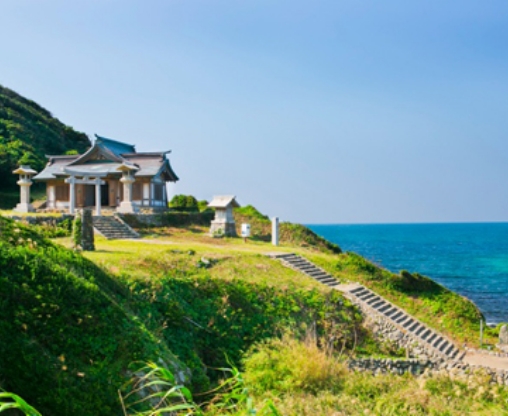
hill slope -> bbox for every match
[0,85,90,190]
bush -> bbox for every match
[169,195,199,212]
[243,333,346,395]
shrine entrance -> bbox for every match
[65,171,107,215]
[82,183,109,207]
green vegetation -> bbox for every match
[233,206,341,254]
[170,194,200,212]
[0,391,41,416]
[0,217,380,415]
[0,85,90,192]
[306,251,490,346]
[241,336,508,415]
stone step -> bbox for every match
[427,333,437,344]
[402,319,415,328]
[93,216,139,240]
[438,340,448,351]
[371,300,386,309]
[316,277,337,285]
[408,322,420,332]
[308,272,329,279]
[433,337,444,348]
[366,296,381,305]
[445,344,456,356]
[391,311,404,321]
[415,326,426,337]
[350,287,366,295]
[421,329,431,340]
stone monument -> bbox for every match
[13,165,38,213]
[272,217,279,246]
[208,195,239,237]
[73,209,95,251]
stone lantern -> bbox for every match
[208,195,240,237]
[13,165,38,213]
[116,162,139,213]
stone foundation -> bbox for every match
[348,357,508,385]
[210,220,237,237]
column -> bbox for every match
[66,175,76,215]
[95,178,102,216]
[272,217,279,246]
[117,171,136,213]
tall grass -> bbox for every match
[0,392,41,416]
[121,362,280,416]
[242,334,508,415]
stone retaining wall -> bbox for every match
[348,357,508,385]
[356,300,449,363]
[120,212,214,228]
[7,214,73,225]
[348,358,436,376]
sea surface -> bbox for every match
[307,223,508,325]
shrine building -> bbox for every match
[31,134,178,215]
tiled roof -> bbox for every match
[33,136,178,182]
[208,195,240,209]
[94,134,135,156]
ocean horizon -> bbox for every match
[307,222,508,325]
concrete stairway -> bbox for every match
[269,253,340,288]
[270,252,463,363]
[93,216,139,240]
[345,284,463,362]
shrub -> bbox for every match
[169,195,199,212]
[243,333,346,395]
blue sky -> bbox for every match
[2,1,508,223]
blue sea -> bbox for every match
[307,223,508,325]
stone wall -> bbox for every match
[348,357,508,386]
[119,212,214,229]
[8,214,74,226]
[348,358,436,376]
[356,300,450,363]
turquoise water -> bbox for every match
[307,223,508,324]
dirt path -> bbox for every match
[463,352,508,370]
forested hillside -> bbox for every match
[0,85,90,190]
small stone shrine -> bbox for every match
[13,165,38,213]
[208,195,239,237]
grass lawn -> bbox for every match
[55,231,327,292]
[54,224,495,348]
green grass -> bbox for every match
[304,251,490,347]
[242,335,508,416]
[2,217,381,415]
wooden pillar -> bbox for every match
[95,178,101,216]
[65,175,77,214]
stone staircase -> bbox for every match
[270,252,464,363]
[341,284,463,362]
[93,216,139,240]
[268,253,340,288]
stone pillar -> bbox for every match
[117,172,137,213]
[66,175,77,215]
[272,217,279,246]
[81,208,95,251]
[95,178,102,216]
